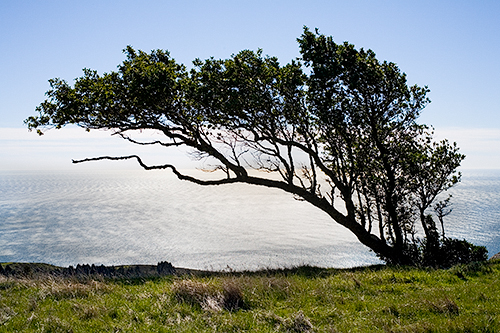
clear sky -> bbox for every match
[1,0,499,170]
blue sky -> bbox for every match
[1,0,499,170]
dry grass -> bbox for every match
[221,279,245,311]
[172,278,244,311]
[425,296,459,315]
[259,310,314,332]
[287,311,314,332]
[0,274,112,300]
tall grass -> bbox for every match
[0,261,498,332]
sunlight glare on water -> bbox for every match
[0,169,499,270]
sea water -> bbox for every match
[0,169,499,270]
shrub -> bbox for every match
[439,238,488,267]
[379,237,488,268]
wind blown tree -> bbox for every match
[26,27,481,266]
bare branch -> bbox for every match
[256,135,345,192]
[72,155,240,186]
[114,132,185,147]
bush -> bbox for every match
[379,238,488,268]
[439,238,488,267]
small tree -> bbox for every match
[434,196,453,239]
[26,27,470,266]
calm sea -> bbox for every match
[1,169,499,271]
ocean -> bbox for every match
[1,169,499,271]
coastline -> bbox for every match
[2,252,499,279]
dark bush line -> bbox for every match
[379,237,488,269]
[0,261,176,279]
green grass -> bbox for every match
[0,261,499,332]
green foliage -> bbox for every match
[1,262,500,332]
[378,237,488,268]
[439,238,488,266]
[26,27,468,266]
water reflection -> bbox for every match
[0,169,498,270]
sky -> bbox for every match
[1,0,500,171]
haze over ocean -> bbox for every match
[1,169,498,270]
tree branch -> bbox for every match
[114,132,185,148]
[72,155,241,186]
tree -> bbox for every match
[26,27,468,266]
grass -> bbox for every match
[0,261,499,332]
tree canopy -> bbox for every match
[26,27,475,266]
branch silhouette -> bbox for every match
[72,155,240,186]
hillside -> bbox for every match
[0,260,499,332]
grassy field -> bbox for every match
[0,261,499,332]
